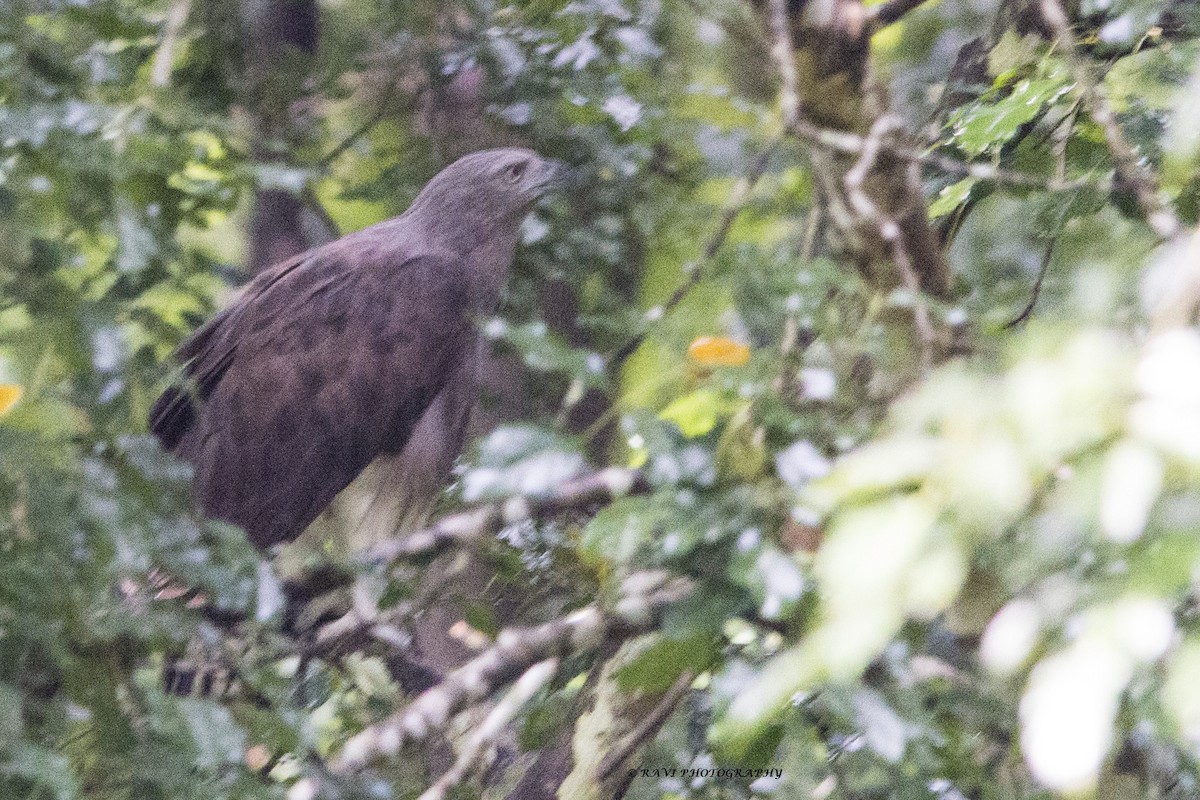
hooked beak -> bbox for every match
[536,158,574,192]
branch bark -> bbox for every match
[418,659,561,800]
[753,0,951,300]
[1035,0,1180,239]
[365,467,649,566]
[330,573,693,774]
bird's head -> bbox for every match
[409,148,567,230]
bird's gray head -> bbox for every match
[408,148,564,238]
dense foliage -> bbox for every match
[3,0,1200,798]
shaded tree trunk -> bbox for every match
[241,0,326,276]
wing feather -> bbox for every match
[152,240,473,548]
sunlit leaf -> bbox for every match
[949,69,1072,156]
[927,178,975,219]
[659,388,728,438]
[687,335,750,366]
[0,384,22,415]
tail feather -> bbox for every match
[149,386,196,451]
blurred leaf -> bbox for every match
[581,495,669,564]
[462,424,588,501]
[1,741,80,800]
[177,699,247,773]
[0,384,22,415]
[659,388,728,438]
[488,319,607,387]
[616,633,713,693]
[948,68,1071,156]
[687,336,750,366]
[852,689,912,763]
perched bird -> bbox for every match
[151,148,562,550]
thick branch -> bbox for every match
[330,573,693,774]
[365,467,649,566]
[147,468,652,675]
[296,468,653,661]
[418,659,560,800]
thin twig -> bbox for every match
[319,84,398,168]
[773,206,822,392]
[889,245,936,371]
[1001,96,1071,331]
[790,118,1108,193]
[1036,0,1179,239]
[611,142,779,364]
[1003,237,1057,329]
[596,670,695,780]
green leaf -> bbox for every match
[0,741,80,800]
[616,633,714,693]
[0,683,22,742]
[580,495,666,564]
[949,72,1072,156]
[176,699,247,772]
[927,178,975,219]
[462,424,588,502]
[659,388,727,438]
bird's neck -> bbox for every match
[403,201,523,313]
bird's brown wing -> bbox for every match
[150,242,473,548]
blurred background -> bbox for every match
[2,0,1200,798]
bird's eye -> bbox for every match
[505,163,526,183]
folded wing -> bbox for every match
[150,239,472,548]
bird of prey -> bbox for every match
[150,148,561,549]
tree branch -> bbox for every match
[843,115,937,370]
[1035,0,1179,239]
[789,118,1108,193]
[150,0,191,88]
[330,572,694,774]
[297,467,652,660]
[418,659,561,800]
[596,670,695,780]
[767,0,800,128]
[148,468,653,684]
[365,467,649,566]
